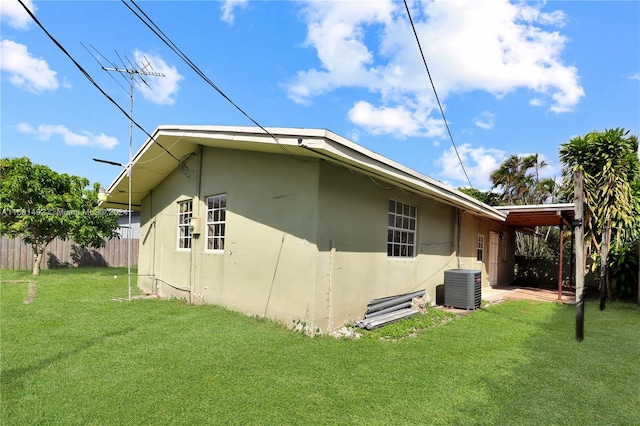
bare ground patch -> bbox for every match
[1,280,36,304]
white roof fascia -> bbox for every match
[105,125,507,222]
[302,132,506,223]
[495,203,575,213]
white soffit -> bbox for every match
[101,125,506,223]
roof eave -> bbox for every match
[100,125,507,222]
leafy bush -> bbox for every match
[608,244,639,301]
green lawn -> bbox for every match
[2,268,639,425]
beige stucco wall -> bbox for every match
[314,163,460,330]
[138,164,196,297]
[458,212,514,287]
[138,147,321,326]
[137,147,511,334]
[194,148,320,325]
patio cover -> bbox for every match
[496,203,576,302]
[496,203,575,230]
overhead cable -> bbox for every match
[403,0,473,189]
[123,0,297,158]
[16,0,183,167]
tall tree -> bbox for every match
[559,128,640,299]
[1,157,120,275]
[490,154,553,205]
[457,187,502,206]
[490,153,557,258]
[490,155,523,205]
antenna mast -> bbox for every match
[102,56,165,302]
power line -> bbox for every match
[16,0,183,166]
[403,0,473,189]
[122,0,298,158]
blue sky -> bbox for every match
[2,0,639,191]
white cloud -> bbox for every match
[516,4,566,27]
[629,73,640,80]
[285,0,584,138]
[473,111,495,130]
[436,146,561,190]
[436,143,507,190]
[132,51,183,106]
[529,98,544,107]
[1,0,35,29]
[284,0,395,103]
[220,0,248,24]
[0,39,58,93]
[348,101,445,138]
[347,129,361,143]
[18,123,118,149]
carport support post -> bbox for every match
[557,221,564,301]
[574,170,585,341]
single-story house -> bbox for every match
[102,125,520,333]
[115,211,141,239]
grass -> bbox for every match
[2,268,639,425]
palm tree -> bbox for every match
[491,154,555,258]
[535,177,557,204]
[559,128,640,299]
[491,154,551,205]
[490,154,520,205]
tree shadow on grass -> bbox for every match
[2,328,135,392]
[475,300,640,425]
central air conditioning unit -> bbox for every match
[444,269,482,310]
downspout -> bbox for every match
[150,189,156,295]
[196,146,203,209]
[327,240,335,332]
[456,209,461,268]
[190,147,204,304]
[188,203,193,304]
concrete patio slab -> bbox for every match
[437,286,576,316]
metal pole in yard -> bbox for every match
[574,170,585,341]
[102,59,164,301]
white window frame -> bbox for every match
[477,234,485,262]
[177,199,193,250]
[206,194,227,251]
[387,199,417,258]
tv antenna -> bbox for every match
[85,44,165,302]
[102,55,165,163]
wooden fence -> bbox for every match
[0,236,139,270]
